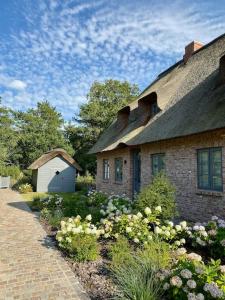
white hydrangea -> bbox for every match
[187,279,197,289]
[155,206,162,213]
[170,276,182,287]
[180,269,192,279]
[144,207,151,215]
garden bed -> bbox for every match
[23,175,225,300]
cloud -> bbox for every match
[0,0,225,119]
[8,80,27,90]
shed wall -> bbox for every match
[36,156,76,192]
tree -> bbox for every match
[0,98,17,165]
[66,80,140,174]
[14,101,74,168]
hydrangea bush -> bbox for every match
[161,253,225,300]
[56,215,103,252]
[100,193,133,218]
[189,216,225,259]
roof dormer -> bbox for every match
[138,92,159,125]
[116,105,130,131]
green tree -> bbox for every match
[14,101,73,168]
[66,80,140,174]
[0,98,17,165]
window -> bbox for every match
[103,159,110,180]
[115,158,123,182]
[151,153,165,176]
[197,148,223,191]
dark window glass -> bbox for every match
[103,159,110,180]
[151,153,165,176]
[115,158,123,182]
[197,148,222,191]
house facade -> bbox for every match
[90,34,225,221]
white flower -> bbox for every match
[187,279,196,289]
[180,221,187,228]
[180,269,192,279]
[155,206,162,213]
[163,283,170,290]
[144,207,152,215]
[187,253,202,262]
[166,221,174,227]
[126,227,132,233]
[176,247,187,256]
[195,267,204,275]
[85,228,91,234]
[220,265,225,273]
[133,238,139,243]
[208,229,217,236]
[85,214,92,221]
[220,239,225,247]
[143,218,149,224]
[114,233,119,239]
[154,226,162,234]
[137,212,143,218]
[196,237,206,246]
[57,236,63,242]
[175,225,182,231]
[204,282,223,298]
[180,238,186,244]
[211,216,218,221]
[170,276,182,287]
[196,294,204,300]
[187,293,196,300]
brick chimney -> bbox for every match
[183,41,204,63]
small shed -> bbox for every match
[28,148,82,193]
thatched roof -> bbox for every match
[28,148,82,171]
[90,33,225,154]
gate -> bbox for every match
[0,176,10,188]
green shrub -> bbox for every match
[18,183,33,193]
[112,251,163,300]
[0,165,21,179]
[87,190,108,206]
[69,234,100,262]
[76,172,95,191]
[137,239,171,269]
[63,193,102,223]
[109,236,134,269]
[136,173,177,220]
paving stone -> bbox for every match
[0,189,90,300]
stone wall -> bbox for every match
[96,129,225,221]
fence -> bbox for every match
[0,176,10,188]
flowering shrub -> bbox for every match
[87,190,108,206]
[161,253,225,300]
[189,216,225,259]
[100,206,161,244]
[56,215,103,250]
[154,220,189,248]
[100,193,132,218]
[18,183,33,193]
[39,194,63,210]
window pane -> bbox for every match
[211,149,222,191]
[103,160,109,180]
[152,154,165,176]
[198,150,209,189]
[115,158,123,182]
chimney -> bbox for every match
[183,41,203,63]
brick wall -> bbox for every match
[96,129,225,221]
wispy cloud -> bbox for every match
[0,0,225,119]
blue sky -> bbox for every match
[0,0,225,120]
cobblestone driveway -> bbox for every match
[0,189,89,300]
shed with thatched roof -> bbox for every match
[28,149,82,193]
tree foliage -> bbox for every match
[13,101,74,168]
[0,98,18,165]
[66,80,140,173]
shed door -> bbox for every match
[48,168,63,192]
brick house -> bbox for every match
[90,34,225,221]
